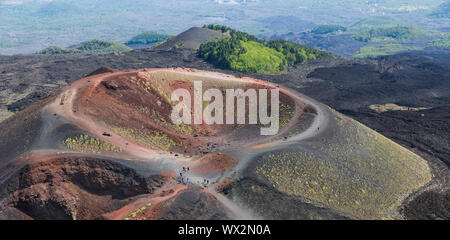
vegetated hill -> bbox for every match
[352,26,431,43]
[38,40,132,54]
[429,1,450,18]
[351,16,402,28]
[151,27,224,51]
[311,25,347,35]
[198,25,334,74]
[428,36,450,47]
[125,31,171,46]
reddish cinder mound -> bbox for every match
[189,153,238,175]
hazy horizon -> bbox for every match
[0,0,448,54]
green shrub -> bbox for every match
[38,39,132,54]
[38,46,80,54]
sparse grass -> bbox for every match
[63,134,122,154]
[137,105,194,135]
[279,103,295,129]
[106,124,185,152]
[369,103,430,113]
[256,112,431,219]
[135,73,172,104]
[124,202,152,220]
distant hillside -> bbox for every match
[259,15,317,33]
[35,2,82,17]
[428,36,450,47]
[351,16,401,28]
[198,25,334,74]
[429,1,450,18]
[152,27,224,51]
[311,25,347,35]
[126,31,171,45]
[38,40,132,54]
[354,44,422,58]
[352,26,431,43]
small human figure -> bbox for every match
[187,167,190,171]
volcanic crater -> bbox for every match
[0,67,432,220]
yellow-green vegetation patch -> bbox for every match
[369,103,430,113]
[279,103,295,129]
[107,124,185,152]
[273,114,313,141]
[63,134,122,154]
[230,41,286,74]
[256,113,431,219]
[124,203,152,220]
[133,74,172,104]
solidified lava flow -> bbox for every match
[0,68,432,220]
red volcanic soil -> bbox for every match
[188,153,238,175]
[44,67,304,158]
[103,184,187,220]
[1,151,167,220]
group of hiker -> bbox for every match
[177,166,210,188]
[179,166,190,185]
